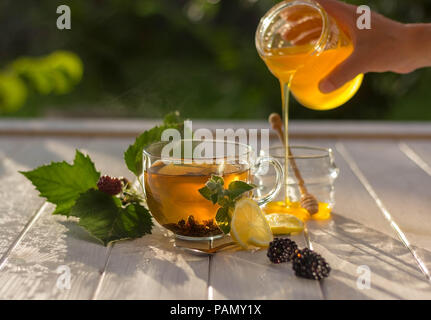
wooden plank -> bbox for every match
[0,138,39,258]
[289,139,431,299]
[82,137,134,178]
[0,138,24,156]
[2,119,431,139]
[0,138,86,259]
[399,141,431,283]
[0,138,133,299]
[340,141,431,252]
[407,141,431,165]
[0,203,114,299]
[209,234,324,300]
[333,141,431,293]
[0,137,111,299]
[95,225,209,300]
[1,127,430,299]
[0,137,209,299]
[289,139,395,239]
[203,135,322,299]
[85,138,210,299]
[208,138,429,299]
[401,141,431,176]
[307,216,431,299]
[0,137,136,300]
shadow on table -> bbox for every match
[60,220,190,279]
[60,220,208,298]
[58,211,431,299]
[307,213,431,298]
[184,213,431,300]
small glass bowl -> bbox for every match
[257,145,339,213]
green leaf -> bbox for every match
[215,206,231,234]
[20,150,100,216]
[211,175,224,185]
[198,186,213,202]
[124,111,183,177]
[199,175,256,234]
[228,180,255,201]
[199,175,227,204]
[70,189,153,246]
[11,50,83,97]
[162,110,182,125]
[205,175,224,195]
[211,193,219,205]
[217,194,231,208]
[0,72,27,113]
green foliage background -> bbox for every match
[1,0,430,119]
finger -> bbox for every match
[319,52,363,93]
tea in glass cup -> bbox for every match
[143,140,283,240]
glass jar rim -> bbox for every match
[255,0,330,57]
[268,145,333,160]
[143,139,253,161]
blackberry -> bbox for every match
[267,238,298,264]
[292,248,331,280]
[97,175,123,195]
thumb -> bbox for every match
[319,53,363,93]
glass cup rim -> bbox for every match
[255,0,330,57]
[143,139,253,161]
[268,145,333,160]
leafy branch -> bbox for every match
[20,112,184,245]
[199,175,255,233]
[0,51,83,113]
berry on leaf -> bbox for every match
[97,175,123,195]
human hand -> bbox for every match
[315,0,426,93]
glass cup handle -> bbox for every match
[252,156,283,207]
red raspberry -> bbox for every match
[97,176,123,195]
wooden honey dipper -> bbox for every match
[269,113,319,215]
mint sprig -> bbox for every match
[199,175,255,234]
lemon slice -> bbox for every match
[230,198,273,249]
[265,213,304,235]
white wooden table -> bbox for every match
[1,119,431,300]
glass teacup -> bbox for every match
[143,139,283,240]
